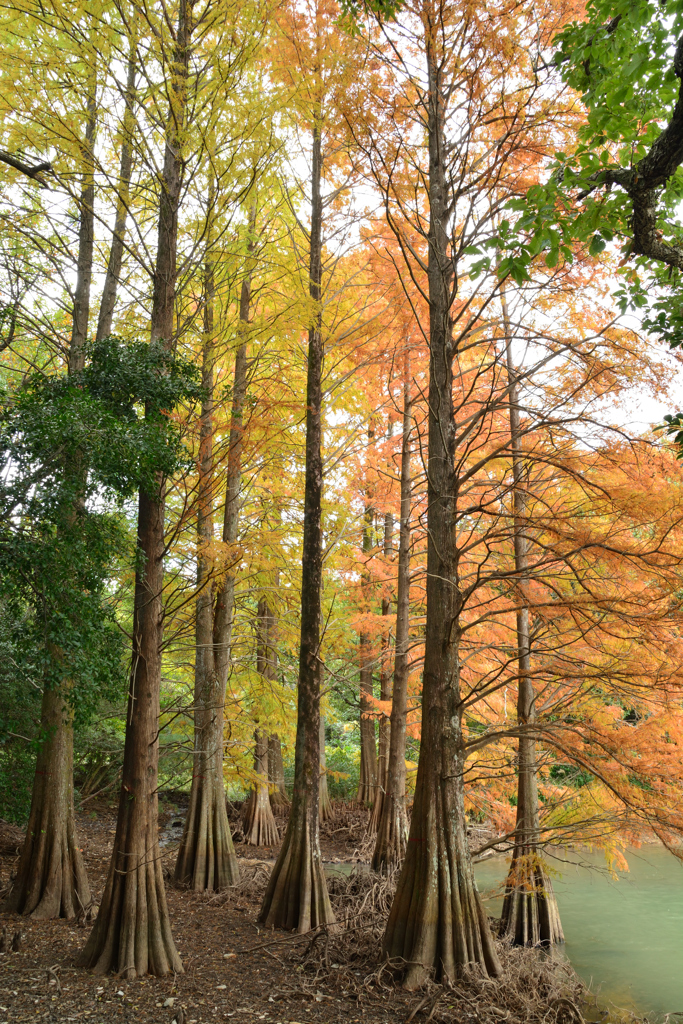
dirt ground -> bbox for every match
[0,803,587,1024]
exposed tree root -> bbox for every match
[78,805,182,977]
[280,866,586,1024]
[396,953,586,1024]
[383,755,502,987]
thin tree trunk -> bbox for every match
[68,84,96,374]
[3,687,91,919]
[174,197,239,889]
[358,500,377,806]
[319,716,332,823]
[211,203,256,699]
[5,79,97,921]
[269,735,289,811]
[263,578,289,813]
[372,353,412,872]
[498,284,563,947]
[242,598,279,845]
[369,498,393,833]
[258,121,334,933]
[80,2,192,977]
[96,39,137,342]
[382,34,501,986]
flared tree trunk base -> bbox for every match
[268,735,289,813]
[4,819,92,921]
[3,688,91,921]
[499,852,564,946]
[270,790,290,813]
[258,803,335,934]
[367,786,384,835]
[243,785,279,846]
[371,794,407,874]
[175,777,239,890]
[79,802,182,977]
[383,762,501,989]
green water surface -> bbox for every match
[474,846,683,1017]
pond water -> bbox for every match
[474,846,683,1017]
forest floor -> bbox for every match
[0,802,589,1024]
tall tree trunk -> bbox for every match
[369,498,393,833]
[269,735,289,812]
[96,39,137,342]
[80,2,192,977]
[242,598,279,846]
[319,716,332,822]
[174,198,240,889]
[498,285,563,947]
[258,122,334,933]
[358,500,377,806]
[372,354,412,872]
[4,80,97,922]
[175,203,257,888]
[382,34,501,987]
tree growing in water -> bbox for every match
[351,0,575,983]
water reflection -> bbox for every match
[474,846,683,1017]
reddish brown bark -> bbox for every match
[5,79,97,921]
[498,285,563,947]
[79,487,182,977]
[174,219,239,890]
[382,32,501,986]
[372,357,412,872]
[80,1,191,977]
[3,688,91,919]
[177,266,249,886]
[257,121,334,933]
